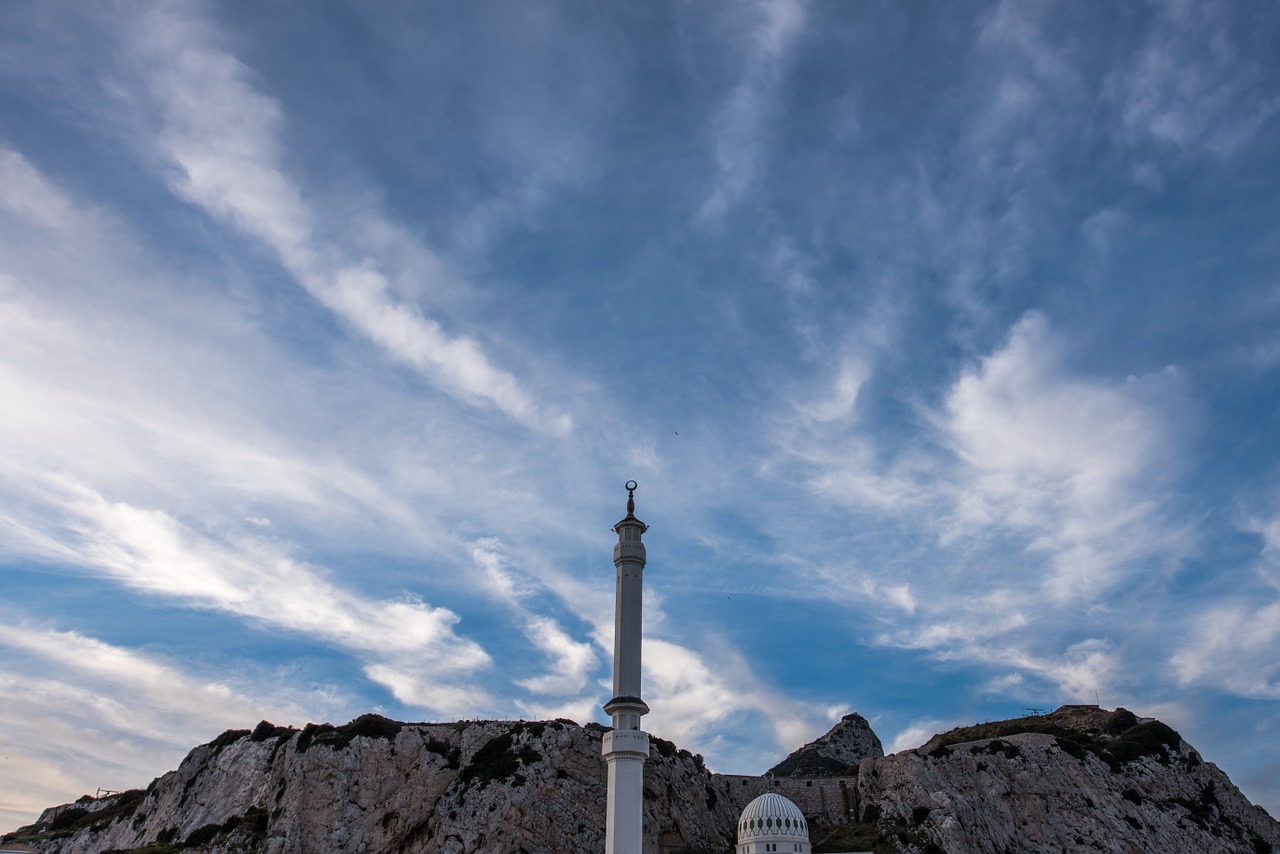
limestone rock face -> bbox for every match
[9,717,739,854]
[6,707,1279,854]
[766,712,885,778]
[854,732,1278,854]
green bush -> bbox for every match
[297,714,404,753]
[457,730,543,789]
[250,720,296,742]
[47,807,90,832]
[183,821,224,846]
[208,729,251,752]
[925,707,1182,772]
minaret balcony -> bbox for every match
[603,695,650,718]
[601,728,650,760]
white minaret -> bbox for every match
[603,480,649,854]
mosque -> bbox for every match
[603,483,868,854]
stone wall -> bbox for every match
[713,774,861,825]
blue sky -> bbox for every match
[2,0,1279,830]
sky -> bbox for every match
[1,0,1279,832]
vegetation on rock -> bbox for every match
[296,713,403,753]
[457,730,543,789]
[922,705,1184,771]
[4,789,148,845]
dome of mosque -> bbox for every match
[736,792,811,853]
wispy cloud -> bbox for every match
[780,311,1189,705]
[0,147,79,229]
[0,237,419,539]
[0,138,581,728]
[1171,512,1280,698]
[643,637,827,770]
[470,541,598,700]
[938,312,1187,598]
[135,2,569,434]
[1112,0,1280,156]
[886,718,950,755]
[699,0,808,222]
[0,622,326,831]
[794,357,871,424]
[2,474,494,717]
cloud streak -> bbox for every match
[699,0,808,222]
[470,541,598,701]
[3,474,495,717]
[137,2,569,434]
[1113,0,1280,156]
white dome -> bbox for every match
[736,792,810,851]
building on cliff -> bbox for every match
[735,789,873,854]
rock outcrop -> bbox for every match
[766,712,884,778]
[5,706,1278,854]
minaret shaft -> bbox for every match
[612,558,644,702]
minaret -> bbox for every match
[603,480,649,854]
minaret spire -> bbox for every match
[603,480,649,854]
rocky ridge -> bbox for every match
[5,706,1278,854]
[766,712,884,777]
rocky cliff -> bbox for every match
[5,706,1278,854]
[766,712,884,777]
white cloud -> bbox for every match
[946,318,1155,499]
[699,0,808,222]
[1171,514,1280,698]
[0,151,425,536]
[135,1,569,435]
[940,312,1187,598]
[1112,0,1280,156]
[979,672,1026,697]
[1170,605,1263,691]
[894,615,1119,706]
[0,475,494,718]
[886,719,949,755]
[0,622,327,830]
[780,312,1190,714]
[0,141,607,728]
[515,616,598,696]
[470,541,599,700]
[796,357,870,424]
[795,312,1187,598]
[0,147,80,229]
[642,637,828,770]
